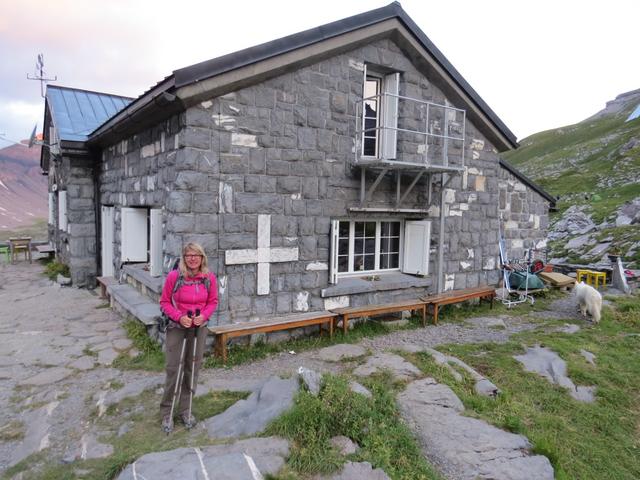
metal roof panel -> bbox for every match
[46,86,133,141]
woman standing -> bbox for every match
[159,242,218,432]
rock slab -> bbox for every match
[398,378,554,480]
[205,376,299,438]
[116,437,289,480]
[352,353,421,381]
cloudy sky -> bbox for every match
[1,0,638,147]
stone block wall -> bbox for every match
[99,115,182,276]
[48,154,98,287]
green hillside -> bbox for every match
[503,91,640,266]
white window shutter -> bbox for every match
[329,219,339,284]
[101,206,115,277]
[402,220,431,275]
[58,190,68,232]
[382,72,399,159]
[121,208,148,262]
[149,209,163,277]
[48,192,54,225]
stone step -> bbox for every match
[108,283,162,330]
[121,264,163,303]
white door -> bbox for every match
[101,206,115,277]
[121,207,148,262]
[402,220,431,276]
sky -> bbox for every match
[1,0,639,147]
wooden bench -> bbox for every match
[332,299,427,335]
[97,276,118,299]
[36,244,55,258]
[209,311,337,363]
[420,285,496,324]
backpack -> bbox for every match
[158,261,212,333]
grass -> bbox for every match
[42,259,69,281]
[0,219,48,242]
[265,373,442,479]
[2,388,248,480]
[112,320,164,371]
[405,294,640,480]
[0,421,25,442]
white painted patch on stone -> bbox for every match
[512,239,524,248]
[445,274,455,291]
[291,193,301,200]
[326,158,338,163]
[218,275,227,295]
[459,203,469,211]
[306,262,328,271]
[475,175,486,192]
[214,114,236,131]
[427,205,440,217]
[444,188,456,203]
[514,182,527,192]
[134,181,140,192]
[243,453,264,480]
[471,138,485,150]
[468,193,477,203]
[483,257,496,270]
[460,261,472,270]
[449,209,462,217]
[229,105,240,113]
[324,296,350,310]
[505,220,518,230]
[467,167,482,175]
[349,59,365,71]
[174,134,179,150]
[295,291,310,312]
[225,215,299,295]
[141,144,155,158]
[160,132,165,152]
[533,215,540,229]
[201,154,212,167]
[472,150,480,160]
[536,239,548,249]
[146,176,155,191]
[219,181,234,213]
[467,248,474,259]
[232,133,258,147]
[120,140,127,154]
[195,447,212,480]
[201,100,213,109]
[418,144,428,154]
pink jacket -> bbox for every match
[160,270,218,324]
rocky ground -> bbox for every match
[0,260,592,479]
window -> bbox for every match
[361,68,399,159]
[330,219,430,284]
[335,220,402,275]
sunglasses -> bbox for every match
[184,254,203,259]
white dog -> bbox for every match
[574,281,603,324]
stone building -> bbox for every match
[40,3,555,326]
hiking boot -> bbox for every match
[181,413,197,429]
[161,415,174,434]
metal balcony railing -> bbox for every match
[355,93,466,173]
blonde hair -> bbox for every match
[178,242,209,276]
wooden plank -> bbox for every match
[333,299,424,316]
[538,271,575,287]
[209,311,337,334]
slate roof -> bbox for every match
[46,85,132,142]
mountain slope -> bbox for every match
[0,141,48,231]
[503,89,640,266]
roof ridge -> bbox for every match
[47,84,135,101]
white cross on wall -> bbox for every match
[224,214,299,295]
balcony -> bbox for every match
[355,93,466,174]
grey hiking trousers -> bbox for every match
[160,325,209,418]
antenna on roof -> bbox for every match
[27,53,57,98]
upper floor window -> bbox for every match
[361,68,399,160]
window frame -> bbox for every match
[361,73,382,158]
[335,218,404,278]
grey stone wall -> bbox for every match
[167,38,550,325]
[47,155,97,287]
[99,115,182,276]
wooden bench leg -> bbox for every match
[433,304,439,325]
[329,318,333,338]
[343,314,349,335]
[421,305,426,327]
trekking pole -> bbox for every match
[165,310,192,434]
[186,308,200,429]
